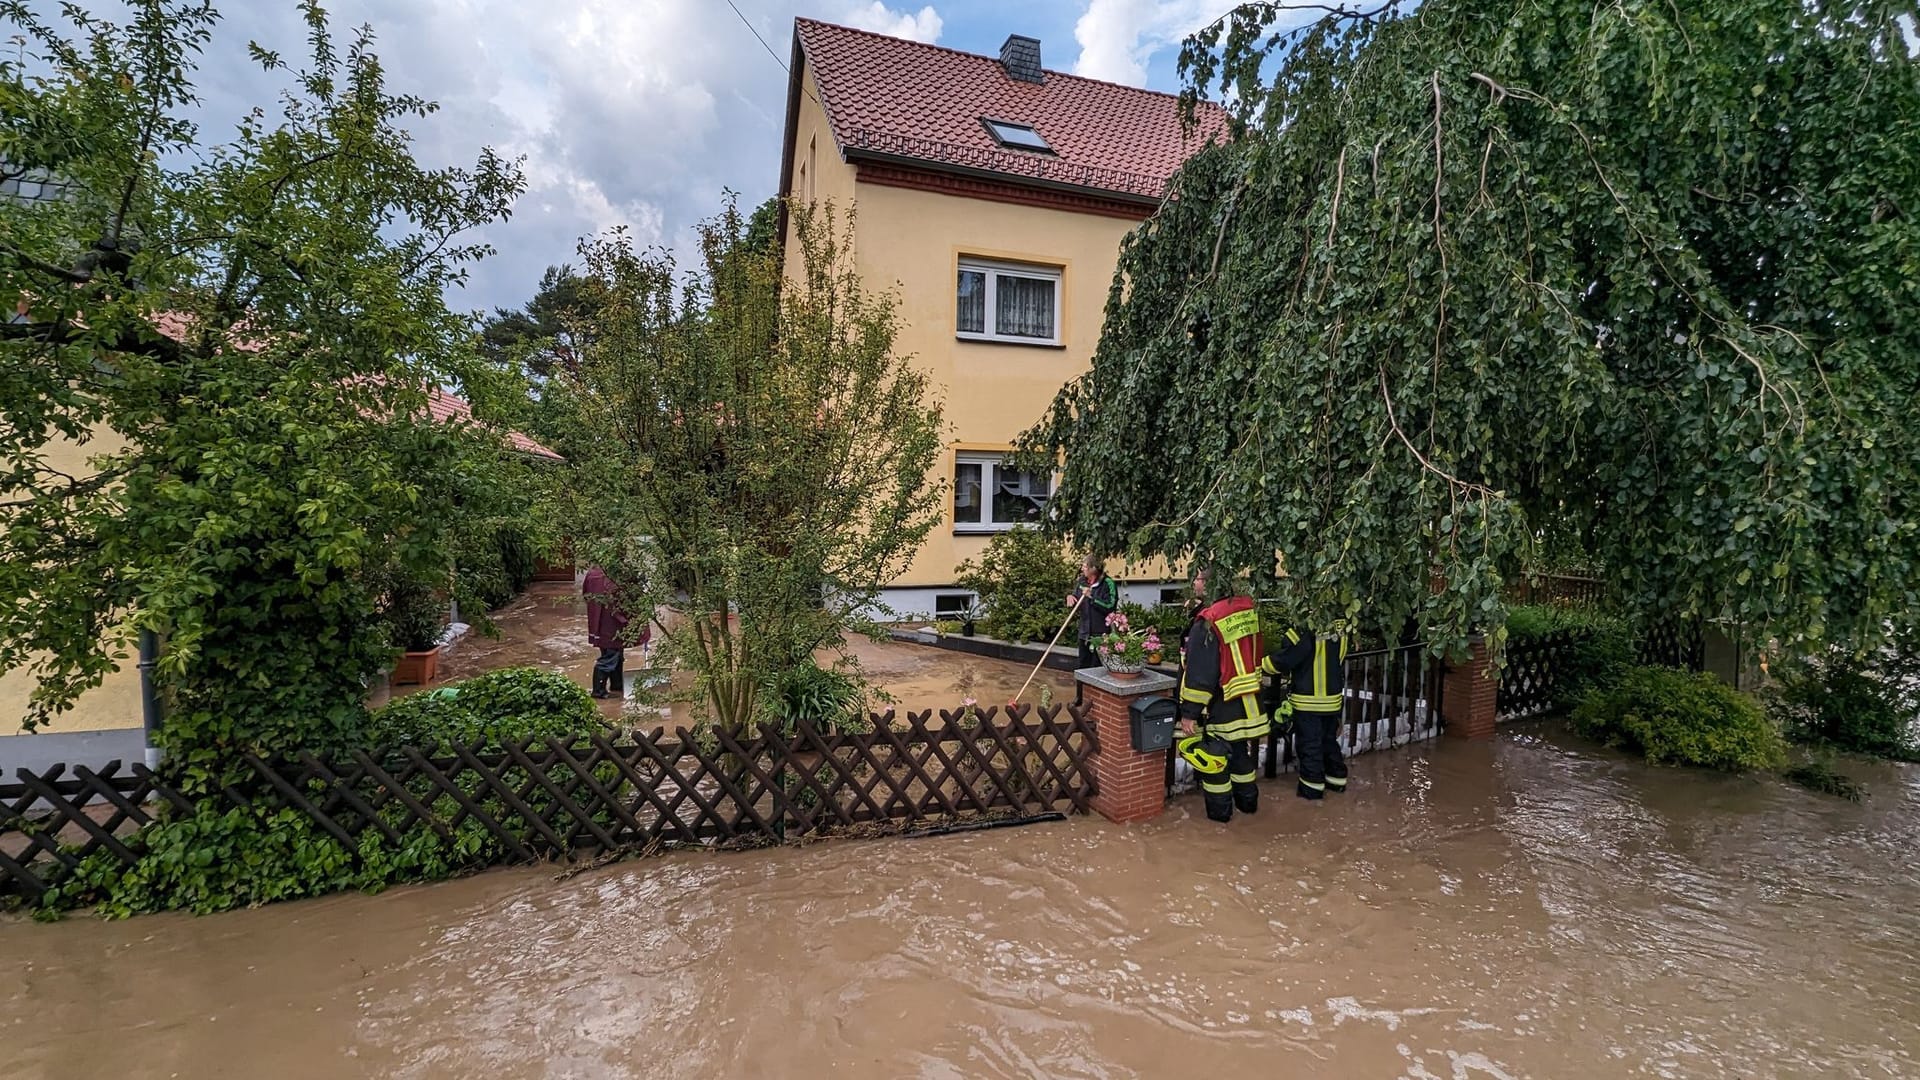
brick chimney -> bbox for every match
[999,34,1043,83]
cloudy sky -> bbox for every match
[95,0,1236,317]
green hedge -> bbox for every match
[456,523,539,613]
[42,667,611,917]
[1572,666,1787,772]
[371,666,606,751]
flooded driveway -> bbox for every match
[373,582,1075,723]
[6,725,1916,1079]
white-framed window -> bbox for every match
[956,257,1061,345]
[954,453,1053,532]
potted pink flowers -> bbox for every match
[1091,611,1161,679]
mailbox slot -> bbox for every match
[1128,695,1178,752]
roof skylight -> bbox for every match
[981,118,1052,153]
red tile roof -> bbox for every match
[793,19,1225,202]
[425,386,562,460]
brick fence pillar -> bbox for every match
[1075,666,1177,824]
[1442,634,1499,739]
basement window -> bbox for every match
[981,118,1052,153]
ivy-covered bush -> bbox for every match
[1572,667,1787,772]
[43,804,500,918]
[371,667,605,751]
[1766,636,1920,762]
[955,528,1079,644]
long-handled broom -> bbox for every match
[1008,592,1083,707]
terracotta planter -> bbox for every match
[392,646,441,686]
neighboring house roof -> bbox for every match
[786,18,1227,208]
[426,386,561,460]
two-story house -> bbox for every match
[777,19,1221,619]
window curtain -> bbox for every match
[954,461,983,523]
[995,274,1054,338]
[956,270,986,334]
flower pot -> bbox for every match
[962,619,975,637]
[1102,658,1145,678]
[1146,650,1164,665]
[392,646,441,686]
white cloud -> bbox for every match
[155,0,823,312]
[1900,14,1919,58]
[1070,0,1217,86]
[836,2,944,43]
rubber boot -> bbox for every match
[1234,784,1258,814]
[1296,778,1325,801]
[1204,790,1235,823]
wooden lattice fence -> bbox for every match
[1637,619,1706,672]
[1497,629,1587,720]
[0,706,1096,902]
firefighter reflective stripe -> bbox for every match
[1299,777,1326,791]
[1324,775,1348,788]
[1201,778,1233,794]
[1180,682,1213,705]
[1290,692,1343,711]
[1204,696,1268,742]
[1287,633,1345,711]
[1230,771,1256,784]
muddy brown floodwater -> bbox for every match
[6,725,1917,1079]
[370,582,1076,725]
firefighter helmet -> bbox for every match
[1177,734,1230,776]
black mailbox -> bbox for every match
[1129,695,1178,752]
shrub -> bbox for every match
[1572,666,1787,772]
[1767,637,1920,761]
[954,528,1079,644]
[768,659,870,734]
[382,573,448,653]
[371,666,605,750]
[457,524,539,612]
[1783,758,1865,802]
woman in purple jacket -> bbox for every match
[583,566,643,699]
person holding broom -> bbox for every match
[1068,555,1119,669]
[1067,554,1119,704]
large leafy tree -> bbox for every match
[1023,0,1920,654]
[549,199,944,732]
[0,0,523,782]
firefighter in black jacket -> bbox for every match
[1177,591,1269,822]
[1262,627,1351,799]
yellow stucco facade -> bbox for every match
[1,423,143,734]
[782,54,1177,613]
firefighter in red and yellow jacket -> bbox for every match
[1177,592,1269,823]
[1261,627,1351,800]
